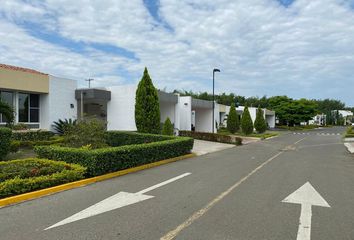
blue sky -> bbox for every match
[0,0,354,106]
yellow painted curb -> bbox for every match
[0,153,196,208]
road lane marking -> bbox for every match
[160,138,307,240]
[282,182,330,240]
[45,173,191,230]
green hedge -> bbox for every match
[0,158,86,198]
[12,130,54,141]
[105,131,174,146]
[179,130,242,145]
[35,137,194,177]
[18,136,65,148]
[0,128,12,160]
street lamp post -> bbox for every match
[212,68,220,133]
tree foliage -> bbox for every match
[241,106,253,135]
[254,107,267,133]
[162,117,174,136]
[226,103,239,134]
[0,99,14,125]
[135,67,161,134]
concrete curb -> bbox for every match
[0,153,196,208]
[344,143,354,154]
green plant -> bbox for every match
[179,130,242,145]
[254,107,267,133]
[18,136,65,148]
[10,141,21,153]
[35,137,194,177]
[12,130,54,141]
[52,118,77,135]
[241,106,254,135]
[162,117,174,136]
[227,103,239,134]
[105,131,173,146]
[0,99,14,125]
[63,118,107,149]
[0,127,12,160]
[135,67,161,134]
[11,123,28,131]
[0,158,86,198]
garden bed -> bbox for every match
[179,130,242,145]
[0,158,85,198]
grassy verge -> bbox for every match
[217,129,279,139]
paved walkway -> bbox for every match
[344,142,354,153]
[192,139,235,156]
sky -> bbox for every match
[0,0,353,106]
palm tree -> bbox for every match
[0,99,14,125]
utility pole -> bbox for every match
[212,69,220,133]
[86,78,94,88]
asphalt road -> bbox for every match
[1,127,353,240]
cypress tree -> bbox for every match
[241,106,254,135]
[227,103,239,134]
[254,107,267,133]
[162,117,174,135]
[135,67,161,134]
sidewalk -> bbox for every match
[192,140,235,156]
[344,143,354,154]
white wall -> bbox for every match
[266,114,275,128]
[107,85,137,131]
[160,102,176,125]
[178,96,192,131]
[194,108,213,132]
[41,75,77,130]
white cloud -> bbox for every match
[0,0,354,105]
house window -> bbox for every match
[0,91,14,123]
[18,93,40,123]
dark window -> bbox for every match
[18,93,29,122]
[29,94,40,123]
[30,109,39,122]
[0,91,14,123]
[30,94,39,108]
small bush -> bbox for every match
[0,158,86,198]
[12,130,54,141]
[162,118,174,136]
[10,141,21,153]
[179,130,242,145]
[241,106,254,135]
[0,128,12,160]
[18,136,65,148]
[35,137,194,177]
[254,107,267,133]
[63,119,107,149]
[52,118,77,135]
[11,123,28,131]
[105,131,173,146]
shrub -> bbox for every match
[12,130,54,141]
[0,99,14,125]
[18,136,65,148]
[0,128,12,160]
[63,118,107,149]
[11,123,28,131]
[10,141,21,153]
[162,117,174,135]
[241,106,254,135]
[179,130,242,145]
[105,131,173,147]
[0,158,86,198]
[52,118,77,135]
[254,107,267,133]
[227,103,239,134]
[35,137,194,177]
[135,67,161,134]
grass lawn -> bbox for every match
[4,148,36,161]
[218,128,279,139]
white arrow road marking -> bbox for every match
[45,172,191,230]
[282,182,330,240]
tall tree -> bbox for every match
[135,67,161,134]
[227,103,239,133]
[241,106,254,135]
[254,107,267,133]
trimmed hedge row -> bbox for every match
[179,130,242,145]
[0,128,12,160]
[18,136,65,148]
[0,158,86,198]
[35,137,194,177]
[12,130,54,141]
[105,131,174,146]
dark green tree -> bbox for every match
[227,103,239,134]
[241,106,253,135]
[135,67,161,134]
[254,107,267,133]
[162,117,174,135]
[0,99,14,125]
